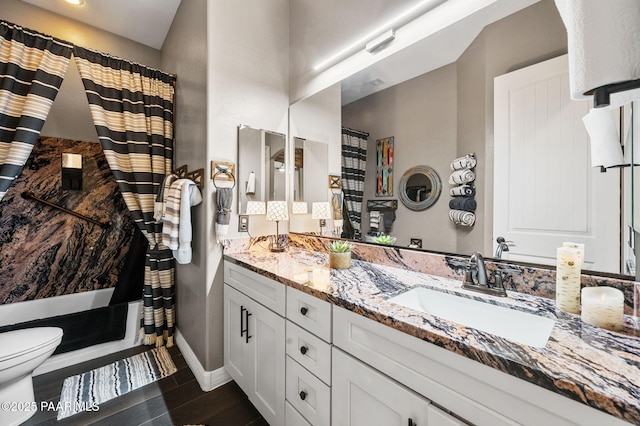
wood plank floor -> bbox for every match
[23,345,267,426]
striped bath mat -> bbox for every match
[57,346,177,420]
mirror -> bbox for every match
[289,0,634,277]
[398,166,441,211]
[237,125,287,213]
[289,137,330,233]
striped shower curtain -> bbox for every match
[341,127,368,240]
[73,46,177,347]
[0,21,72,201]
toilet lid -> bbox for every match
[0,327,63,362]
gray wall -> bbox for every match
[342,63,458,252]
[341,0,567,256]
[204,0,290,371]
[160,0,209,370]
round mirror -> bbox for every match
[399,165,442,211]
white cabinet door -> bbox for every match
[332,347,430,426]
[224,284,285,425]
[223,283,252,391]
[428,406,466,426]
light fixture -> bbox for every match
[312,0,444,71]
[312,202,332,235]
[266,201,289,252]
[65,0,85,6]
[365,29,395,53]
[246,201,266,215]
[292,201,308,215]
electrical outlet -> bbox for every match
[238,215,249,232]
[410,238,422,248]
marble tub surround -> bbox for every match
[288,233,639,315]
[224,247,640,424]
[0,137,136,304]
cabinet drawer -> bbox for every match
[286,286,332,342]
[286,401,311,426]
[286,356,331,426]
[224,261,286,315]
[286,321,331,385]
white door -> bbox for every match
[494,54,620,272]
[332,348,430,426]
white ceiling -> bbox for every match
[19,0,541,104]
[20,0,181,50]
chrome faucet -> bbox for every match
[494,237,510,259]
[462,252,507,297]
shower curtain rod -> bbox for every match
[21,191,111,229]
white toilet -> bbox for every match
[0,327,63,426]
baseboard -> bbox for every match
[175,328,231,392]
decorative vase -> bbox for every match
[329,252,351,269]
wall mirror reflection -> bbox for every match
[288,0,637,277]
[237,125,286,214]
[289,137,329,233]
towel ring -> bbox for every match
[212,170,236,189]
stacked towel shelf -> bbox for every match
[448,153,476,227]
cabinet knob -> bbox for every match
[300,346,308,355]
[299,391,307,401]
[408,419,416,426]
[300,306,308,316]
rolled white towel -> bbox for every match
[449,209,476,227]
[449,184,475,197]
[448,169,475,185]
[450,154,477,171]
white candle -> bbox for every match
[563,242,585,266]
[581,287,625,331]
[556,246,582,313]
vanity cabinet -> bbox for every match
[285,286,333,426]
[224,263,286,426]
[332,347,432,426]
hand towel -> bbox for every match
[449,197,476,212]
[382,210,396,229]
[162,179,183,250]
[555,0,640,100]
[154,174,177,221]
[173,180,203,264]
[449,185,475,197]
[448,169,475,185]
[449,209,475,227]
[370,210,380,230]
[582,107,624,167]
[450,154,477,171]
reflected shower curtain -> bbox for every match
[341,127,368,240]
[0,20,72,201]
[74,46,177,347]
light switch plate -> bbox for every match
[238,215,249,232]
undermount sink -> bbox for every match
[387,287,555,348]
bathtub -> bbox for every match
[0,288,142,375]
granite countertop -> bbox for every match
[223,247,640,424]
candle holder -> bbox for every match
[581,286,624,331]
